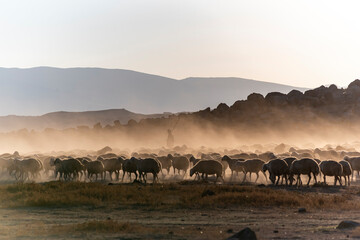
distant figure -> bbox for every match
[167,129,174,148]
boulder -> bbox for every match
[337,220,360,229]
[348,79,360,89]
[298,207,306,213]
[304,85,327,98]
[328,84,338,92]
[226,227,257,240]
[216,103,230,112]
[287,90,304,105]
[231,100,249,111]
[265,92,288,106]
[247,93,265,105]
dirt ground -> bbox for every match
[0,204,359,239]
[1,183,360,239]
[0,171,360,239]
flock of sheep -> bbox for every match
[0,147,359,186]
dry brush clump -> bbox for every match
[0,181,358,210]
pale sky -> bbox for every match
[0,0,359,88]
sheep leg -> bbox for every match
[323,175,326,185]
[297,175,301,187]
[121,171,126,182]
[242,172,246,183]
[249,172,252,181]
[262,171,268,183]
[313,172,317,184]
[307,173,311,186]
[339,176,342,186]
[255,172,259,183]
[220,174,225,183]
[153,173,156,184]
[275,175,280,185]
[348,176,350,186]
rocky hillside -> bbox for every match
[135,79,360,127]
[1,80,359,152]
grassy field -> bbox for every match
[0,181,358,210]
[0,181,360,239]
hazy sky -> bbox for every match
[0,0,359,88]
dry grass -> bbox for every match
[0,181,358,210]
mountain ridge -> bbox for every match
[0,108,172,132]
[0,66,308,114]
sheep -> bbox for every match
[230,153,250,159]
[190,160,224,183]
[188,156,202,180]
[339,160,352,186]
[189,156,201,166]
[289,158,320,187]
[262,159,289,185]
[281,157,297,184]
[0,158,12,174]
[320,160,343,186]
[156,155,172,174]
[283,157,297,166]
[169,154,190,175]
[83,160,105,181]
[131,157,162,184]
[221,155,245,179]
[9,158,43,181]
[54,158,84,181]
[121,158,138,182]
[100,157,124,181]
[344,156,360,181]
[21,158,42,180]
[7,159,21,180]
[200,153,228,175]
[258,152,276,161]
[234,159,266,183]
[42,156,55,176]
[97,153,118,160]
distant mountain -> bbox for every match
[0,109,171,132]
[0,67,308,116]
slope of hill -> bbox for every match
[0,109,171,132]
[0,67,307,116]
